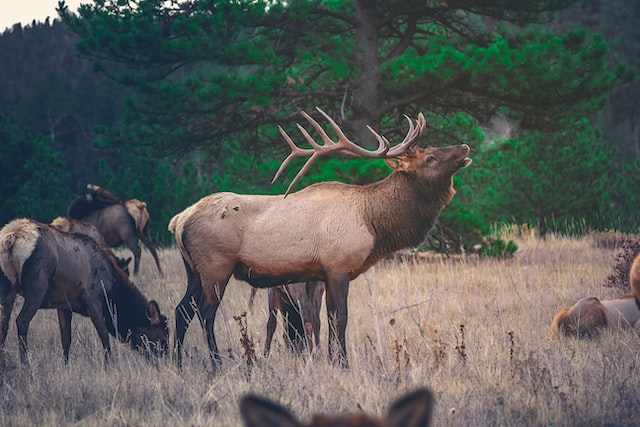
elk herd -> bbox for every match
[1,108,639,425]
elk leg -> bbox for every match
[0,288,17,348]
[123,235,142,275]
[85,300,111,361]
[173,259,204,367]
[308,281,325,348]
[324,275,350,367]
[196,259,233,368]
[57,309,72,363]
[200,284,228,368]
[264,288,281,356]
[139,226,163,276]
[14,272,49,364]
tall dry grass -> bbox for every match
[1,233,639,426]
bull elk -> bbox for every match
[551,253,640,337]
[0,218,169,363]
[240,387,433,427]
[68,185,163,276]
[169,107,472,367]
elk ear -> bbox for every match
[239,395,302,427]
[384,154,415,172]
[384,388,434,427]
[146,301,162,325]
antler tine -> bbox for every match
[386,113,426,157]
[271,126,314,184]
[283,152,321,197]
[314,107,390,157]
[274,108,395,196]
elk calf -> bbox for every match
[240,387,433,427]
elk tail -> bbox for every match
[0,218,39,284]
[168,211,196,272]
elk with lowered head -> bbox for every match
[0,218,169,364]
[169,107,472,367]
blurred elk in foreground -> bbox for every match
[551,253,640,337]
[170,107,471,367]
[68,185,163,276]
[240,387,433,427]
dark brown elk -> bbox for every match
[0,218,169,363]
[263,281,325,356]
[551,252,640,337]
[51,216,132,275]
[169,107,471,367]
[240,387,433,427]
[68,184,163,276]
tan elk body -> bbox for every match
[170,108,471,366]
[551,253,640,337]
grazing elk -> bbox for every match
[170,107,471,367]
[51,216,132,275]
[240,387,433,427]
[263,281,325,356]
[0,218,169,363]
[68,184,163,276]
[551,253,640,337]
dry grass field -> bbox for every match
[1,232,639,426]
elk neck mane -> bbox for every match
[360,171,455,267]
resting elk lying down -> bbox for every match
[240,387,433,427]
[551,253,640,337]
[170,107,471,367]
[263,281,325,356]
[68,184,163,276]
[0,218,169,363]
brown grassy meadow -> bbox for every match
[1,232,639,426]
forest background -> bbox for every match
[1,0,639,252]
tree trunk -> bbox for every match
[351,0,382,147]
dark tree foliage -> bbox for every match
[58,0,630,161]
[471,119,614,238]
[0,20,129,195]
[0,111,72,225]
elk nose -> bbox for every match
[461,144,470,150]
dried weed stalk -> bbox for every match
[233,312,256,376]
[454,324,467,366]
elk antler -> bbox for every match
[273,107,426,196]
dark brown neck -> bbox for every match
[360,172,454,269]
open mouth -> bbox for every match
[457,157,472,168]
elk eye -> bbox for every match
[427,156,437,163]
